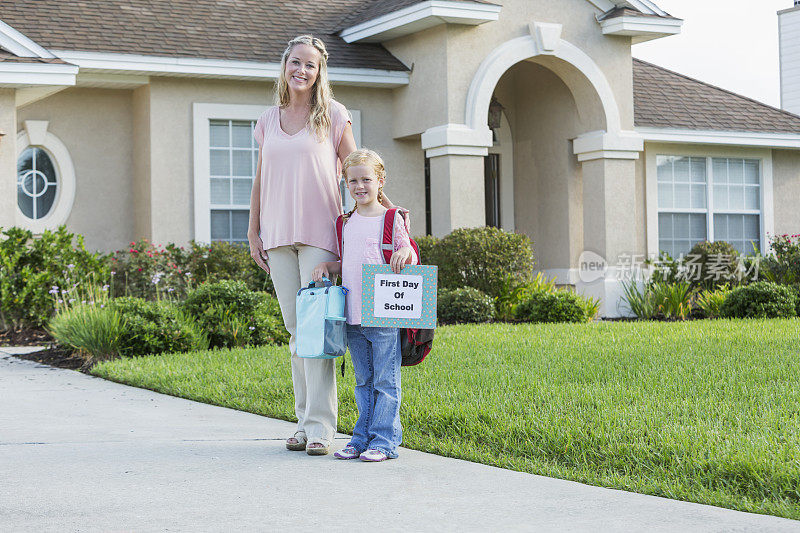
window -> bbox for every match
[657,155,762,256]
[193,104,361,244]
[15,120,76,233]
[208,119,257,243]
[17,147,58,220]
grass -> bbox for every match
[92,320,800,520]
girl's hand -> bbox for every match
[248,234,269,274]
[389,247,413,273]
[312,262,330,282]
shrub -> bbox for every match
[182,280,288,348]
[515,290,588,324]
[437,287,495,324]
[684,241,741,291]
[48,304,123,366]
[761,233,800,285]
[694,286,732,319]
[494,272,557,322]
[110,239,274,301]
[412,234,439,265]
[432,227,534,298]
[620,281,692,320]
[0,226,110,329]
[111,297,208,357]
[720,281,797,319]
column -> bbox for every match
[0,89,17,228]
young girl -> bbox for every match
[311,149,415,462]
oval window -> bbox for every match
[17,147,58,220]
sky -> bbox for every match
[632,0,794,109]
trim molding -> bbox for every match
[420,124,492,158]
[340,0,501,43]
[0,19,55,58]
[637,127,800,149]
[600,15,682,43]
[52,50,410,87]
[0,62,78,86]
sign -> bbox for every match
[361,264,437,328]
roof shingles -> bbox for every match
[0,0,408,70]
[633,58,800,134]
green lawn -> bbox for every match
[93,320,800,520]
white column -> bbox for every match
[0,89,17,228]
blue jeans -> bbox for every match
[345,324,402,458]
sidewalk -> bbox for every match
[1,349,798,533]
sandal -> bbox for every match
[333,446,361,460]
[306,439,331,456]
[285,432,307,451]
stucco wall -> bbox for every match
[17,88,134,252]
[499,61,584,270]
[0,89,16,229]
[384,0,634,136]
[772,149,800,235]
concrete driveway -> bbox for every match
[1,349,798,533]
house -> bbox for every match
[3,0,800,316]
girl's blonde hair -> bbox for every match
[342,148,386,218]
[274,35,333,141]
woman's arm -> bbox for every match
[248,145,269,274]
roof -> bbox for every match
[0,51,69,64]
[336,0,499,30]
[597,7,676,21]
[633,58,800,134]
[0,1,408,71]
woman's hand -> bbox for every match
[248,233,269,274]
[389,247,413,273]
[312,262,330,282]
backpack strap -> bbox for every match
[380,208,398,264]
[335,214,345,260]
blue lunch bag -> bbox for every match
[295,277,348,358]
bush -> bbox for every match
[0,226,110,329]
[432,227,534,298]
[437,287,495,324]
[48,304,123,366]
[182,280,288,348]
[761,233,800,285]
[109,239,274,301]
[685,241,741,290]
[694,286,732,319]
[412,234,439,265]
[111,297,209,357]
[720,281,797,319]
[621,280,693,320]
[515,290,588,324]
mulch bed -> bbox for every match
[11,345,86,371]
[0,328,54,347]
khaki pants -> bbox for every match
[267,244,339,443]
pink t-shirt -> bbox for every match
[253,100,351,254]
[341,211,416,325]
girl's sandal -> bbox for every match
[285,432,307,451]
[306,439,330,456]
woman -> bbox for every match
[247,35,392,455]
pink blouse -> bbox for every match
[341,211,417,325]
[253,100,351,254]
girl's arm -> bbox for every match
[312,261,342,282]
[389,212,417,273]
[248,145,269,274]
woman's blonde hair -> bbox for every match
[274,35,333,141]
[342,148,386,218]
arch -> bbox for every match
[16,124,76,233]
[465,33,623,138]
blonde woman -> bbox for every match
[248,35,391,455]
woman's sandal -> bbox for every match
[285,432,307,451]
[306,439,331,456]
